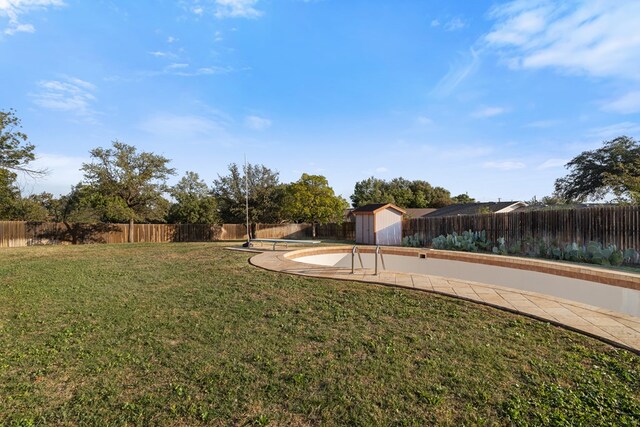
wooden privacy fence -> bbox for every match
[5,207,637,249]
[255,223,311,239]
[316,222,356,240]
[254,223,355,240]
[0,221,356,248]
[0,222,248,248]
[403,206,640,251]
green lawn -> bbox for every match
[0,243,638,426]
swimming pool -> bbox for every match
[289,247,640,317]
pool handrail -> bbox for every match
[351,245,363,274]
[375,245,386,275]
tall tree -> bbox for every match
[408,180,435,208]
[430,186,453,208]
[81,141,175,242]
[451,193,476,204]
[554,136,640,203]
[213,163,284,225]
[350,177,393,207]
[0,109,41,175]
[0,168,20,219]
[0,109,45,219]
[52,185,105,224]
[283,173,348,237]
[386,178,414,208]
[351,177,457,208]
[12,193,50,221]
[168,171,219,224]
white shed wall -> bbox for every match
[375,209,403,246]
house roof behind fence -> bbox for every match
[404,208,438,218]
[425,201,526,217]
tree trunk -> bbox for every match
[312,222,316,238]
[128,218,134,243]
[63,221,77,245]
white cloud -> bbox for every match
[244,115,271,131]
[416,116,432,125]
[431,48,480,96]
[537,158,568,170]
[148,51,175,58]
[17,153,87,196]
[144,63,234,77]
[31,76,98,120]
[375,167,388,173]
[182,66,233,76]
[215,0,261,18]
[4,22,33,34]
[525,119,561,128]
[0,0,65,35]
[483,160,526,170]
[484,1,640,80]
[444,17,466,31]
[601,91,640,115]
[471,106,507,118]
[417,144,492,160]
[431,16,466,31]
[186,0,262,19]
[587,122,640,139]
[139,113,227,139]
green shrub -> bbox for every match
[430,232,637,268]
[402,233,425,247]
[537,241,627,267]
[492,237,507,255]
[623,248,639,264]
[431,230,493,252]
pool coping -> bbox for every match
[250,246,640,355]
[285,246,640,290]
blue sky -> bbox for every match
[2,0,640,203]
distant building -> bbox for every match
[514,202,619,212]
[404,208,438,218]
[425,201,527,217]
[343,208,356,222]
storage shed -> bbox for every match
[352,203,406,246]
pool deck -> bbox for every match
[250,248,640,354]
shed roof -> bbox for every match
[352,203,406,215]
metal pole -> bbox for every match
[352,246,356,274]
[375,245,379,275]
[244,155,250,245]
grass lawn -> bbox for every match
[1,243,639,426]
